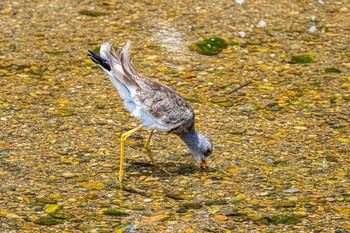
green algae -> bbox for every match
[49,212,75,219]
[189,37,228,55]
[291,54,316,64]
[270,215,300,224]
[33,217,61,226]
[324,67,341,73]
[103,209,128,216]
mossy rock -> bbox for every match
[291,54,316,64]
[49,212,75,219]
[103,209,128,216]
[79,10,105,17]
[166,191,185,200]
[189,37,228,55]
[324,67,341,73]
[183,202,203,209]
[59,108,76,117]
[35,197,57,206]
[275,201,296,208]
[33,217,61,226]
[205,200,227,206]
[44,51,69,56]
[113,223,132,232]
[270,215,300,225]
[217,100,233,107]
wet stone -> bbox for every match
[182,202,203,209]
[33,217,61,226]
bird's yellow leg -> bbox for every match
[120,124,143,184]
[144,130,169,173]
[144,130,155,164]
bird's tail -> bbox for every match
[88,41,138,89]
[87,50,111,71]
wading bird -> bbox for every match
[88,41,212,184]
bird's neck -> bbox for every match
[179,127,199,148]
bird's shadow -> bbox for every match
[127,160,216,178]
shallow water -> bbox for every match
[1,0,349,232]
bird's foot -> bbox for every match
[152,162,170,174]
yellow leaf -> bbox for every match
[23,196,31,204]
[228,168,240,173]
[267,139,276,145]
[0,211,11,216]
[214,215,229,221]
[58,100,69,106]
[325,180,337,184]
[31,65,39,71]
[262,166,274,171]
[338,138,349,143]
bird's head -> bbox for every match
[181,132,212,168]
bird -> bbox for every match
[87,41,212,184]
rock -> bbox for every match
[176,207,187,213]
[33,217,61,226]
[283,187,299,193]
[205,200,227,206]
[183,202,202,209]
[165,191,185,200]
[62,172,75,178]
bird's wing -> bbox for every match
[134,75,195,133]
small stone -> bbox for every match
[176,207,187,213]
[143,198,153,203]
[62,172,75,178]
[283,187,299,193]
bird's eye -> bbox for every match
[205,148,212,155]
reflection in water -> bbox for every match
[153,21,191,66]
